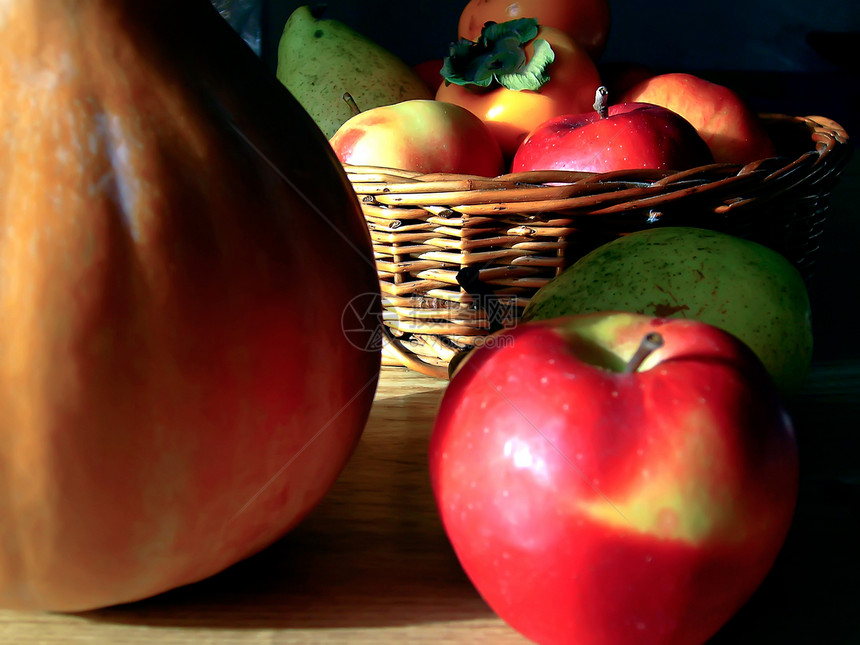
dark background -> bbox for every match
[260,1,857,73]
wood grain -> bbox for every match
[2,362,859,644]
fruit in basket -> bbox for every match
[457,0,612,61]
[276,5,432,139]
[619,72,777,164]
[436,18,601,159]
[511,86,713,172]
[330,99,505,176]
[430,312,798,645]
[522,227,813,395]
[0,0,380,612]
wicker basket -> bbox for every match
[344,113,851,379]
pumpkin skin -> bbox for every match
[0,0,380,612]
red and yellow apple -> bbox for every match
[619,72,776,164]
[329,99,505,176]
[430,312,799,645]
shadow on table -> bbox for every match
[76,362,860,640]
[79,384,497,631]
[711,360,860,644]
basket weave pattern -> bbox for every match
[345,114,851,378]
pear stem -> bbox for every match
[624,332,664,373]
[342,92,361,116]
[593,86,609,119]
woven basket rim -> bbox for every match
[346,112,851,380]
[344,113,849,192]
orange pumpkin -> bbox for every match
[0,0,380,611]
[458,0,612,61]
[436,25,602,160]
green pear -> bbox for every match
[522,227,813,396]
[276,6,433,139]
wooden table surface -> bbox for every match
[0,367,528,644]
[1,358,859,645]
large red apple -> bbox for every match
[512,87,713,173]
[0,0,381,612]
[430,312,798,645]
[329,98,505,176]
[619,72,776,164]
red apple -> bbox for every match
[430,312,799,645]
[511,87,713,173]
[329,98,505,176]
[619,72,777,164]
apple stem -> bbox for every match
[624,332,664,373]
[593,86,609,119]
[342,92,361,116]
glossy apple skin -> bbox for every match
[429,313,798,645]
[619,73,776,165]
[512,102,713,173]
[329,99,505,176]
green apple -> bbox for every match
[522,227,813,395]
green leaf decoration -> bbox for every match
[440,36,525,88]
[481,18,540,47]
[440,18,554,92]
[498,38,555,91]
